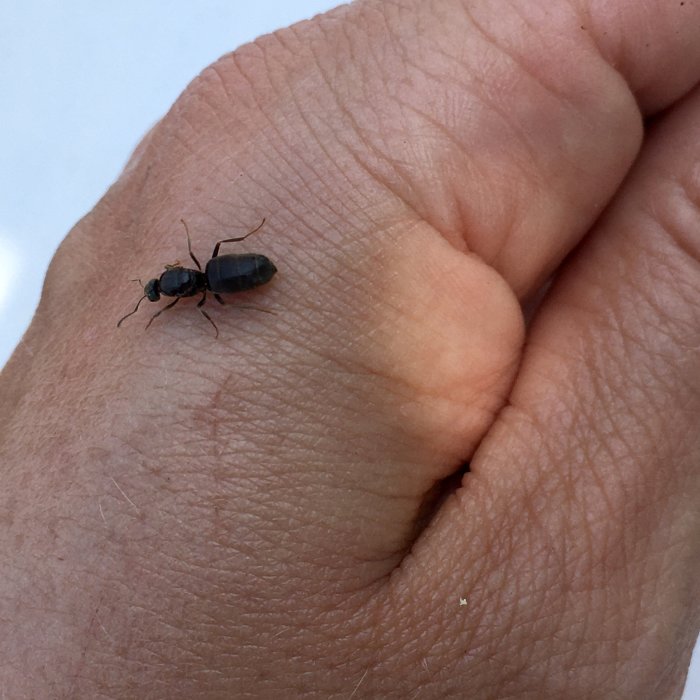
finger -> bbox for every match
[384,85,700,698]
[230,0,700,297]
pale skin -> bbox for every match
[1,0,699,697]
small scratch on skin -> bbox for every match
[409,687,422,700]
[349,669,368,699]
[98,500,107,524]
[110,477,139,512]
[98,620,114,642]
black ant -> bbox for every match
[117,219,276,337]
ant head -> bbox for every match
[144,278,160,301]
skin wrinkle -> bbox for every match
[462,0,638,165]
[314,3,568,276]
[248,34,368,212]
[197,442,392,568]
[422,408,628,692]
[388,537,498,685]
[650,177,700,269]
[461,2,584,112]
[220,54,353,225]
[608,269,692,364]
[290,11,477,236]
[430,6,636,282]
[303,86,428,228]
[576,410,652,552]
[358,3,416,81]
[570,276,694,488]
[484,288,696,676]
[348,10,489,161]
[452,6,641,266]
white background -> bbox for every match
[0,1,697,696]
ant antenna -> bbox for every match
[117,294,148,327]
[249,217,266,237]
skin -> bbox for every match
[0,0,698,697]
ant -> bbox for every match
[117,218,276,337]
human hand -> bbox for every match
[1,0,698,697]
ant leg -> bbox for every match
[197,292,219,338]
[214,293,225,305]
[211,217,266,258]
[145,297,180,330]
[180,219,202,271]
[117,294,147,327]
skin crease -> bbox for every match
[0,0,699,697]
